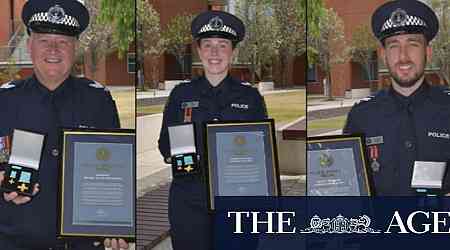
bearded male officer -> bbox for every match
[344,0,450,195]
[0,1,128,249]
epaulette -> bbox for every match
[429,85,450,105]
[354,95,376,105]
[88,80,109,92]
[442,89,450,96]
[0,81,16,90]
[0,80,25,92]
[178,79,192,86]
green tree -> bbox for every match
[428,0,450,85]
[306,0,325,65]
[350,24,378,92]
[137,0,166,90]
[272,0,306,87]
[0,58,20,83]
[163,13,194,80]
[236,0,278,84]
[309,8,349,100]
[99,0,135,57]
[79,0,115,75]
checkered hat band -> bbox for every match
[381,14,427,32]
[28,12,80,28]
[199,24,237,37]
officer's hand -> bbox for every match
[104,238,129,250]
[1,173,39,205]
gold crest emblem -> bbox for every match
[319,152,333,168]
[233,135,247,146]
[96,147,111,161]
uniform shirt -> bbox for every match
[0,75,120,248]
[158,75,268,177]
[343,82,450,195]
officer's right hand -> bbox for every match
[0,171,40,205]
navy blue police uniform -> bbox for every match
[343,0,450,195]
[0,76,120,250]
[0,1,120,249]
[344,84,450,195]
[158,11,268,250]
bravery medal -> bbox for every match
[369,145,380,172]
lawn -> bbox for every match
[307,115,347,131]
[137,90,306,125]
[111,89,136,129]
[137,104,165,116]
[264,90,305,124]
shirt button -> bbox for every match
[52,149,59,157]
[404,141,414,149]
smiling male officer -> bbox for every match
[344,0,450,195]
[0,1,128,249]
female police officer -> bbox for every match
[158,10,268,250]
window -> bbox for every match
[127,53,136,74]
[307,65,317,82]
[360,58,378,81]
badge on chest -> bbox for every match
[366,136,384,173]
[181,101,199,123]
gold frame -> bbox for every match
[307,134,372,196]
[205,119,281,211]
[58,128,135,240]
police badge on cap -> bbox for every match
[191,10,245,43]
[22,0,89,37]
[371,0,439,43]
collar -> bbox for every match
[388,81,431,110]
[199,74,235,96]
[32,74,72,99]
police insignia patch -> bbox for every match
[390,8,407,26]
[209,16,224,30]
[48,5,66,24]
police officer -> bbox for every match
[158,10,267,250]
[344,0,450,195]
[0,1,128,249]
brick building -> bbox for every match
[307,0,444,97]
[0,0,33,79]
[143,0,304,88]
[307,0,387,97]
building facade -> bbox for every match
[0,0,134,86]
[308,0,445,97]
[143,0,304,89]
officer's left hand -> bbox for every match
[0,171,40,205]
[103,238,128,250]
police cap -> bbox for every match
[191,10,245,43]
[22,0,89,37]
[372,0,439,43]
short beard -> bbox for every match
[387,55,426,88]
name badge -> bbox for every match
[181,101,199,109]
[366,136,384,146]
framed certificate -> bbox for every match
[205,119,281,211]
[58,128,135,241]
[307,135,372,196]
